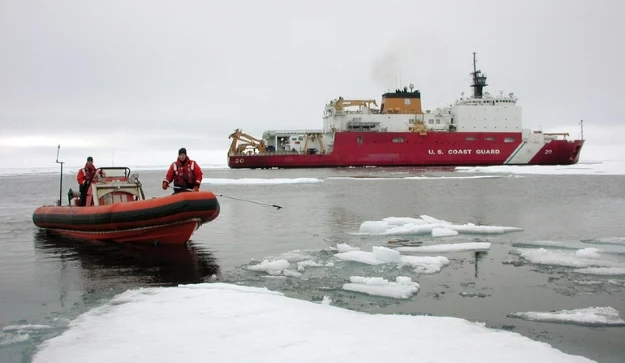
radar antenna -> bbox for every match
[470,52,488,98]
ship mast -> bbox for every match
[580,119,584,140]
[470,52,488,98]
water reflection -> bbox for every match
[33,230,221,286]
[474,250,486,278]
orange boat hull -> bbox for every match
[32,191,220,245]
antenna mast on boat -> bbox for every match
[55,145,64,207]
[470,52,488,99]
[580,119,584,140]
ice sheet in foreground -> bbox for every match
[508,306,625,326]
[32,283,595,363]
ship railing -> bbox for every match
[230,150,331,156]
[542,132,570,141]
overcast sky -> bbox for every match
[1,0,623,168]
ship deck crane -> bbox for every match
[302,133,325,154]
[228,129,267,155]
[333,97,378,111]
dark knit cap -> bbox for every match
[178,148,187,155]
[87,156,93,162]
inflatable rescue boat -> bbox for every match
[32,166,220,245]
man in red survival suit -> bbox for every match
[162,148,203,194]
[76,156,105,206]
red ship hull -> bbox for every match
[228,131,584,169]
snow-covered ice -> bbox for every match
[455,160,625,176]
[334,245,450,274]
[396,242,491,253]
[509,306,625,326]
[573,267,625,276]
[202,177,322,185]
[342,276,420,299]
[357,215,522,237]
[513,247,625,269]
[31,283,596,363]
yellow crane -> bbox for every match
[302,133,325,154]
[228,129,267,156]
[333,97,378,111]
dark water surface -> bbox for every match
[1,167,624,362]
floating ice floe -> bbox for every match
[572,280,603,285]
[512,247,625,270]
[573,267,625,276]
[246,255,333,276]
[335,243,361,252]
[334,245,450,274]
[357,215,522,237]
[0,332,31,347]
[1,323,58,347]
[246,259,302,277]
[575,248,602,259]
[396,242,491,253]
[326,175,504,181]
[459,291,490,298]
[582,236,625,246]
[202,177,323,185]
[2,324,53,332]
[455,160,625,176]
[342,276,420,299]
[508,306,625,326]
[511,240,625,254]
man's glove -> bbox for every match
[193,185,199,192]
[162,181,169,190]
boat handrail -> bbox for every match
[94,183,138,189]
[98,166,132,178]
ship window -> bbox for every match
[435,119,440,124]
[357,136,363,144]
[466,136,476,141]
[428,119,434,124]
[392,137,404,143]
[504,137,515,143]
[486,137,496,141]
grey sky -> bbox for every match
[1,0,623,168]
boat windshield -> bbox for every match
[99,167,131,178]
